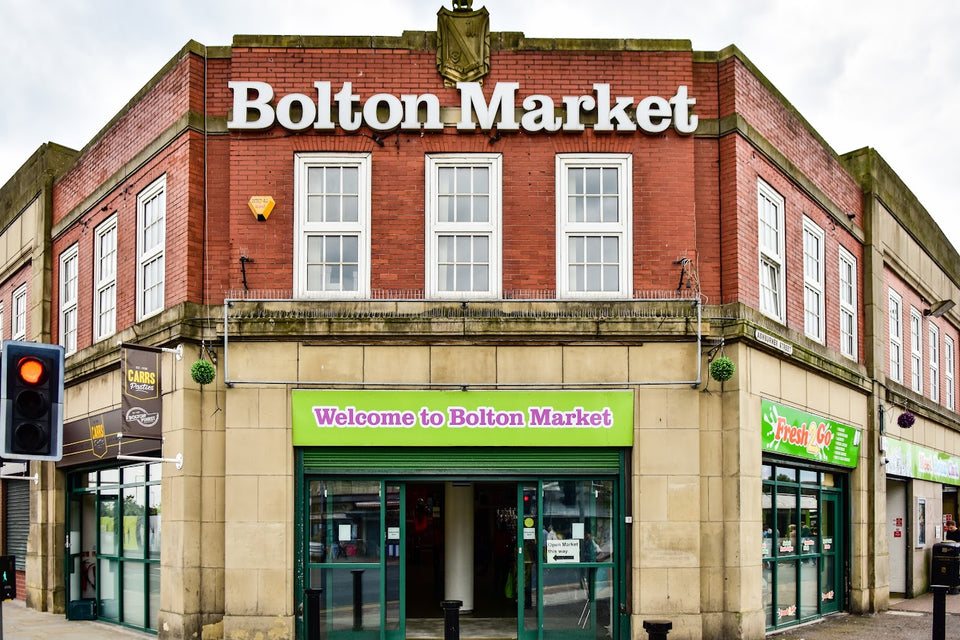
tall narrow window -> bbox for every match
[426,154,501,299]
[557,154,632,299]
[94,215,118,342]
[802,218,824,342]
[910,308,923,394]
[888,290,903,384]
[295,154,370,299]
[137,176,166,320]
[946,336,955,411]
[758,180,785,322]
[59,245,79,354]
[11,284,26,341]
[838,248,857,360]
[930,324,940,403]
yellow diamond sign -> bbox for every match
[248,196,276,221]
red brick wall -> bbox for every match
[710,53,865,360]
[728,57,862,223]
[52,138,196,347]
[223,47,704,296]
[886,267,960,406]
[53,52,202,224]
[50,41,870,359]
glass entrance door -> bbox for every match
[67,493,97,607]
[300,476,620,640]
[521,479,616,640]
[304,479,401,640]
[819,493,841,614]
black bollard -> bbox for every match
[642,619,673,640]
[304,588,322,640]
[932,584,947,640]
[352,570,364,631]
[441,600,463,640]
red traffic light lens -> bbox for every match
[17,358,46,386]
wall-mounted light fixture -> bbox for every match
[924,299,955,317]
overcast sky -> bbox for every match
[2,0,957,249]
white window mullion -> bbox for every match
[910,308,923,393]
[11,284,26,341]
[137,176,166,320]
[889,289,903,384]
[802,218,824,342]
[557,154,632,299]
[758,180,785,322]
[426,154,501,299]
[946,336,955,411]
[930,324,940,403]
[838,247,857,360]
[294,154,371,299]
[94,215,118,341]
[59,245,79,354]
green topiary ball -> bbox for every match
[710,356,735,382]
[190,359,216,385]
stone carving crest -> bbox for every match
[436,1,490,87]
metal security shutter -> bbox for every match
[5,481,29,571]
[301,447,623,475]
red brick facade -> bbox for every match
[49,40,866,362]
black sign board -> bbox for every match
[121,344,163,438]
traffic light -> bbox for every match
[0,340,64,461]
[0,555,14,600]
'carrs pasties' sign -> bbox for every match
[761,399,861,468]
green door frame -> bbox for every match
[819,492,843,615]
[295,449,629,640]
[762,460,847,631]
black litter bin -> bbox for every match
[932,541,960,587]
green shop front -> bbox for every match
[761,399,860,632]
[292,390,634,640]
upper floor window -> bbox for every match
[426,154,501,299]
[557,154,632,299]
[838,248,857,360]
[94,215,118,342]
[294,153,370,299]
[910,308,923,394]
[946,336,955,411]
[802,218,824,342]
[888,289,903,384]
[59,245,79,354]
[757,180,785,322]
[11,284,27,341]
[137,176,166,320]
[930,324,940,403]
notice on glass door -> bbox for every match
[546,539,580,563]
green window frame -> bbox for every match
[762,460,845,631]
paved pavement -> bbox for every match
[771,590,960,640]
[2,591,960,639]
[0,599,152,639]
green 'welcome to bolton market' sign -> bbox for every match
[761,399,861,468]
[292,389,635,447]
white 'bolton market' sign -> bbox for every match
[227,81,698,135]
